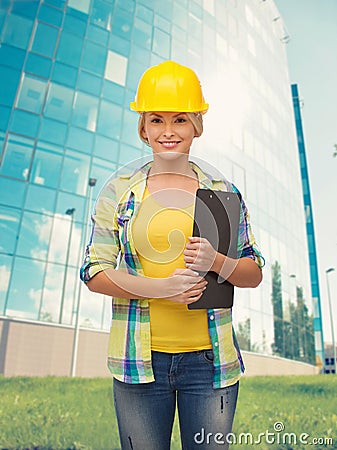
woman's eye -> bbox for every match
[151,118,161,123]
[176,117,187,123]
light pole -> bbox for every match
[326,267,336,374]
[70,178,97,377]
[59,208,76,324]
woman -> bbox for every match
[80,61,264,450]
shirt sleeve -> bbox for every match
[80,181,121,283]
[235,186,265,269]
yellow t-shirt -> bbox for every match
[132,186,212,352]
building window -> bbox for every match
[56,31,83,67]
[16,74,48,114]
[0,134,34,181]
[2,14,34,49]
[0,205,21,254]
[104,51,127,86]
[68,0,91,14]
[91,0,112,29]
[0,66,21,108]
[72,91,98,132]
[44,82,74,123]
[31,142,63,188]
[82,41,107,76]
[152,28,170,58]
[59,149,90,196]
[97,100,122,140]
[31,22,59,58]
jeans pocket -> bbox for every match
[203,349,214,364]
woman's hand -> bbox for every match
[161,268,207,304]
[183,237,217,273]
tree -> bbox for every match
[236,318,251,351]
[40,311,53,323]
[271,261,284,356]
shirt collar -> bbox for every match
[119,159,223,190]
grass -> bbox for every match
[0,375,336,449]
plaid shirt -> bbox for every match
[80,161,264,388]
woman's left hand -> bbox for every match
[184,237,217,272]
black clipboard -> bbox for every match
[188,189,241,310]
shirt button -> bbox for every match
[210,315,214,320]
[214,342,219,347]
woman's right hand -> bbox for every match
[161,268,207,304]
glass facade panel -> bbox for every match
[0,43,25,70]
[0,255,11,313]
[93,134,119,160]
[25,184,56,216]
[102,79,125,104]
[121,109,140,147]
[112,8,133,40]
[16,74,48,114]
[31,141,63,188]
[135,4,154,24]
[90,156,116,199]
[55,191,86,222]
[16,210,52,259]
[72,91,98,132]
[81,41,107,76]
[38,3,63,27]
[9,109,40,138]
[39,117,67,146]
[63,13,87,37]
[91,0,112,29]
[133,17,152,48]
[59,149,90,195]
[105,50,127,86]
[6,256,45,318]
[67,126,94,154]
[97,100,122,139]
[39,262,63,322]
[68,0,91,14]
[0,105,11,131]
[0,135,34,181]
[2,14,33,49]
[152,27,170,58]
[25,52,53,79]
[56,31,83,67]
[109,34,130,57]
[0,206,20,254]
[78,71,102,96]
[0,65,21,107]
[118,144,142,166]
[31,22,59,58]
[44,82,74,122]
[52,61,78,88]
[11,0,39,19]
[0,177,26,208]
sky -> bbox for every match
[274,0,337,344]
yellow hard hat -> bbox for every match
[130,61,208,114]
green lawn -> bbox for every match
[0,375,336,449]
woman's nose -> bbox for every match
[163,124,174,138]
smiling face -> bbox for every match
[141,112,196,156]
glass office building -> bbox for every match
[0,0,320,364]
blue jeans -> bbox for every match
[113,350,239,450]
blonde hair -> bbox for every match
[138,112,203,146]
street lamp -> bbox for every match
[59,208,76,324]
[326,267,336,374]
[70,178,97,377]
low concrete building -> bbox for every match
[0,316,318,378]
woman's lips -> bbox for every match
[159,141,181,149]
